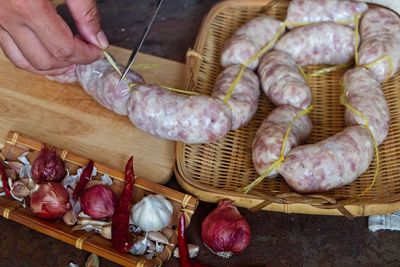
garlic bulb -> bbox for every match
[131,195,173,232]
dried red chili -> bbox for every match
[112,156,135,253]
[0,160,11,197]
[178,213,208,267]
[72,160,94,200]
[178,214,192,267]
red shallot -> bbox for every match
[30,182,71,220]
[201,199,251,258]
[80,184,117,220]
[31,147,66,183]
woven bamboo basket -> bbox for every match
[175,0,400,217]
[0,132,198,267]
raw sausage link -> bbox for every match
[76,58,145,116]
[343,68,390,145]
[285,0,368,29]
[51,58,261,144]
[252,105,312,178]
[358,8,400,82]
[221,15,284,70]
[127,84,232,144]
[212,65,260,130]
[275,22,355,66]
[278,126,374,193]
[258,51,311,109]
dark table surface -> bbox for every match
[1,1,400,266]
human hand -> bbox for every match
[0,0,108,76]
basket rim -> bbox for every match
[176,0,400,217]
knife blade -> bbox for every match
[119,0,164,82]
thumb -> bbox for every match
[66,0,109,49]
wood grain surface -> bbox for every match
[0,46,185,184]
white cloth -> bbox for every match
[368,211,400,232]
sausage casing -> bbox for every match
[221,15,284,70]
[252,105,312,178]
[343,68,390,145]
[279,126,374,193]
[127,84,232,144]
[275,22,355,66]
[358,8,400,82]
[76,58,144,116]
[285,0,368,29]
[212,65,260,130]
[258,51,311,109]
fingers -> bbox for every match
[27,0,102,65]
[66,0,109,49]
[0,27,74,76]
[0,0,102,75]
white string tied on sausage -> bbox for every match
[340,81,380,199]
[360,55,395,83]
[223,24,286,105]
[240,105,314,194]
[284,11,364,29]
[103,50,200,96]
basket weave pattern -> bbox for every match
[176,0,400,217]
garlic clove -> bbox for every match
[173,244,200,259]
[78,218,112,226]
[78,211,92,218]
[72,224,97,232]
[147,231,172,246]
[160,227,175,239]
[20,177,36,190]
[129,236,148,256]
[100,225,112,240]
[85,254,99,267]
[63,209,78,226]
[11,181,30,198]
[146,239,156,253]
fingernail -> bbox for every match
[96,31,109,49]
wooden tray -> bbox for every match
[175,0,400,217]
[0,132,198,267]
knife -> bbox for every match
[119,0,164,82]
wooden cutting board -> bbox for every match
[0,46,185,184]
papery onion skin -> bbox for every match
[31,147,67,183]
[30,182,71,220]
[201,199,251,255]
[80,184,117,220]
